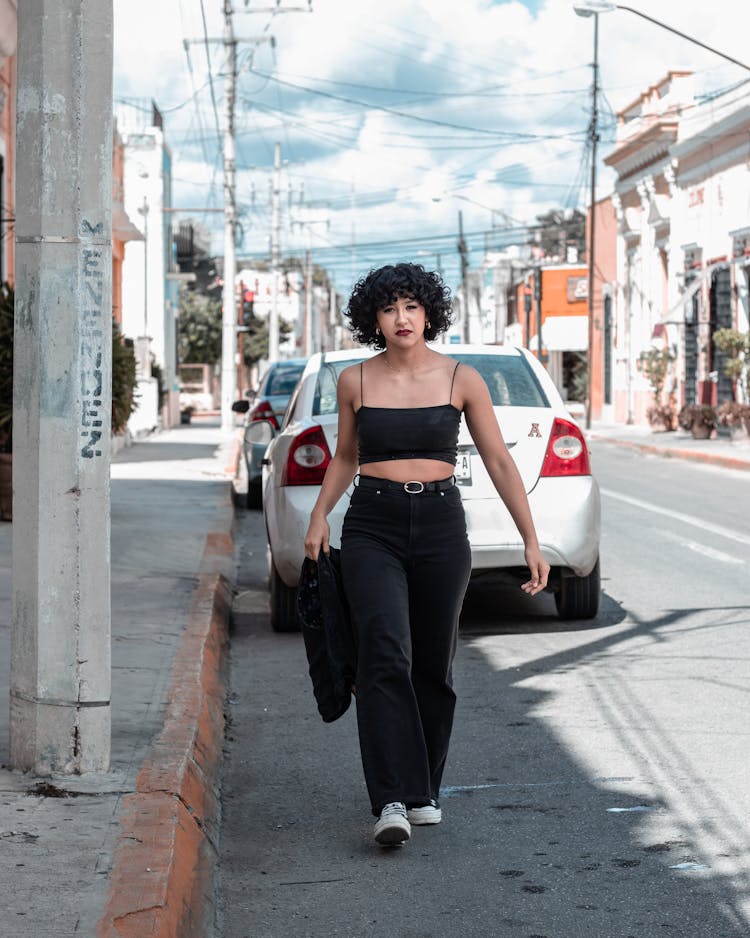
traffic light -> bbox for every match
[242,288,255,325]
[533,270,542,303]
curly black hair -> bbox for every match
[344,262,453,349]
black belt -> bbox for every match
[355,474,455,495]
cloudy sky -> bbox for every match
[113,0,749,294]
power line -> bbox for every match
[198,0,223,144]
[248,70,592,142]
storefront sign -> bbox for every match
[566,276,588,303]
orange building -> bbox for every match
[512,263,589,405]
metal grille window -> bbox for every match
[603,293,612,406]
[710,267,733,402]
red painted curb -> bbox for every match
[97,540,234,936]
[591,436,750,473]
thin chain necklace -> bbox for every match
[383,352,430,374]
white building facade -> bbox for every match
[118,105,181,431]
[605,72,750,424]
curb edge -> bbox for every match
[96,495,235,937]
[590,435,750,473]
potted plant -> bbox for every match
[678,403,717,440]
[639,346,677,432]
[0,283,13,520]
[716,400,750,442]
[713,328,749,401]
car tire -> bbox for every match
[246,479,262,510]
[270,558,300,633]
[554,558,600,620]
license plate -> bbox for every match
[455,449,472,484]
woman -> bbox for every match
[304,262,549,846]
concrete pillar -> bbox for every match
[11,0,113,774]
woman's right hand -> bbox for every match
[304,512,330,560]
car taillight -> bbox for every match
[282,426,332,486]
[249,398,279,430]
[540,418,591,476]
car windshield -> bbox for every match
[311,353,547,415]
[266,364,305,396]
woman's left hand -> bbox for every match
[521,545,550,597]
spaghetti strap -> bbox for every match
[449,361,460,405]
[360,361,364,408]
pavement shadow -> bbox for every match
[219,509,749,937]
[447,597,750,936]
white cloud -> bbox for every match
[114,0,750,292]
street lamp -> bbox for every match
[573,2,750,72]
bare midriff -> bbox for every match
[359,458,456,483]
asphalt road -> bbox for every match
[217,443,750,938]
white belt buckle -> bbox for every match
[404,480,424,494]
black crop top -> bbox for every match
[356,361,461,466]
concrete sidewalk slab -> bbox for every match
[588,422,750,473]
[0,421,238,937]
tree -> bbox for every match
[178,289,222,365]
[112,319,138,435]
[531,208,586,261]
[242,318,293,368]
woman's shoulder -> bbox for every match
[337,359,367,401]
[447,357,481,384]
[339,359,367,384]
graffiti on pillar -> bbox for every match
[80,244,105,459]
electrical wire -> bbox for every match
[198,0,223,145]
[247,70,591,142]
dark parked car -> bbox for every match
[233,358,306,508]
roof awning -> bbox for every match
[537,315,588,352]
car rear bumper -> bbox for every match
[463,476,600,577]
[269,476,600,588]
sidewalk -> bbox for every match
[588,421,750,473]
[0,419,239,937]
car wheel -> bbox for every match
[554,558,600,620]
[246,479,262,510]
[270,558,300,633]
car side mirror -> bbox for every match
[232,399,250,414]
[244,418,276,446]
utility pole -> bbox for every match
[269,141,281,363]
[458,210,470,342]
[585,10,600,429]
[12,0,113,774]
[292,208,328,355]
[220,0,238,434]
[535,266,544,366]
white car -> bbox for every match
[261,345,601,631]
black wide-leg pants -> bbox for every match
[340,479,472,816]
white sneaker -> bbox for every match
[407,800,442,825]
[374,802,410,845]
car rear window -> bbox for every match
[266,364,305,396]
[311,353,546,415]
[453,354,548,407]
[313,359,366,415]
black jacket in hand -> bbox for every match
[297,547,357,722]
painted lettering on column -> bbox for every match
[80,244,105,458]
